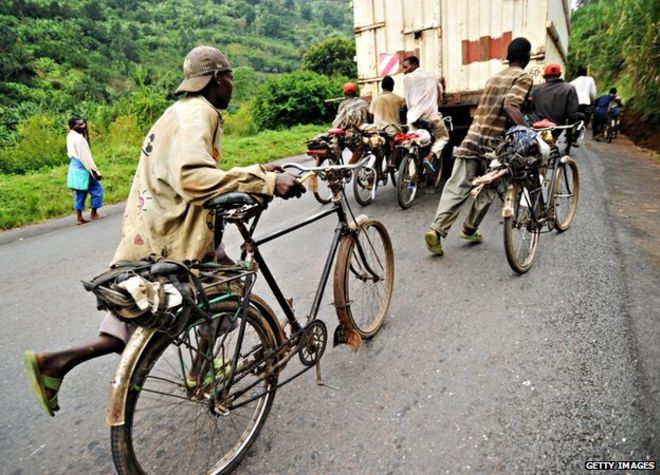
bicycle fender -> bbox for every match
[560,155,574,165]
[106,327,157,427]
[502,184,516,218]
[348,214,369,230]
[248,293,285,347]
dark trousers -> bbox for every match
[578,104,592,129]
[592,114,606,138]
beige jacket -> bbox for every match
[369,91,405,134]
[113,96,277,264]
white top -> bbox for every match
[404,68,442,124]
[67,130,100,175]
[569,76,597,106]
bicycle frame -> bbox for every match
[207,166,384,391]
[235,198,353,333]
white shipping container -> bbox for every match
[353,0,570,105]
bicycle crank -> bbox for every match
[297,320,328,367]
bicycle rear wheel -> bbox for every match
[396,154,418,209]
[551,158,580,232]
[503,185,540,274]
[111,300,279,475]
[353,163,375,206]
[334,219,394,338]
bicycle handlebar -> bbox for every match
[282,157,369,175]
[533,120,585,133]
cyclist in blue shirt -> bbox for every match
[593,88,622,141]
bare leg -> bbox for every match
[35,334,124,398]
[76,210,88,225]
[90,208,103,220]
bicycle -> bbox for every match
[473,121,583,274]
[89,159,394,474]
[305,128,356,205]
[352,124,401,206]
[396,116,453,209]
[604,112,621,143]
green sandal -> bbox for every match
[24,351,62,417]
[458,229,483,242]
[186,358,233,389]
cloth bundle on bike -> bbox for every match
[83,257,249,329]
[82,257,193,327]
[306,134,332,158]
[359,124,386,148]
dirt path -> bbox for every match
[588,135,660,455]
[589,136,660,270]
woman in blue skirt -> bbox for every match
[66,117,103,224]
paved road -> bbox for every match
[1,144,658,474]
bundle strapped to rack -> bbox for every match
[82,256,251,330]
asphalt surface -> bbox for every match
[0,143,658,474]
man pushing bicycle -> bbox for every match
[24,45,305,417]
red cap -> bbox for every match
[543,63,562,77]
[343,82,357,94]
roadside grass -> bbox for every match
[0,124,325,230]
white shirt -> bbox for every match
[569,75,597,106]
[404,68,442,124]
[67,130,100,175]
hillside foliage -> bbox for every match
[0,0,353,153]
[0,0,354,174]
[568,0,659,123]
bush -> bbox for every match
[0,114,66,174]
[251,70,349,130]
[302,35,356,78]
[224,103,258,137]
[108,114,144,148]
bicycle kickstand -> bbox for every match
[315,359,339,391]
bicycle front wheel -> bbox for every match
[503,185,540,274]
[312,157,335,205]
[353,163,375,206]
[111,300,279,475]
[334,219,394,338]
[396,153,418,209]
[551,158,580,232]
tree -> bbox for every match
[250,70,349,129]
[302,36,356,78]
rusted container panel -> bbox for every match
[353,0,570,103]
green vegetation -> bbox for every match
[303,35,357,78]
[251,70,349,130]
[0,0,354,229]
[568,0,659,123]
[0,124,326,229]
[0,0,352,137]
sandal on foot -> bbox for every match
[424,230,444,256]
[458,229,483,242]
[186,358,232,388]
[24,351,61,417]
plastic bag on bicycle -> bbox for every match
[502,126,551,173]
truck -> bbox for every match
[352,0,571,144]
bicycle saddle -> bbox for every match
[204,192,259,210]
[150,261,186,276]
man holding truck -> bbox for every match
[424,37,533,256]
